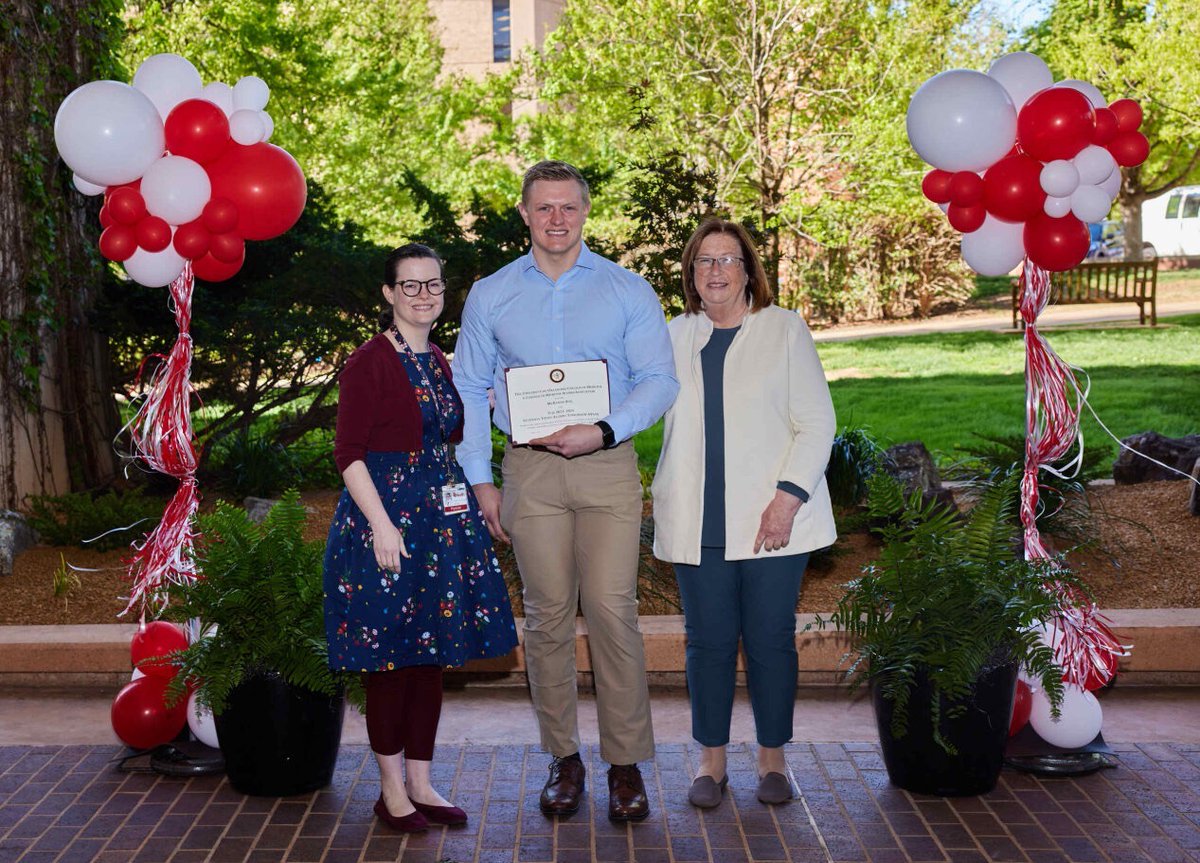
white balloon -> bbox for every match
[1044,195,1073,218]
[200,81,234,117]
[961,216,1026,276]
[141,155,211,225]
[259,111,274,142]
[907,69,1017,172]
[987,52,1054,110]
[133,53,203,120]
[1073,145,1118,186]
[232,76,270,112]
[1071,185,1114,223]
[123,246,186,288]
[187,690,220,749]
[1054,78,1107,109]
[1040,160,1081,197]
[229,109,266,146]
[54,80,165,186]
[1029,685,1103,749]
[1100,168,1123,199]
[73,174,106,196]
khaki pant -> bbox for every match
[500,441,654,765]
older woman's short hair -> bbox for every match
[521,160,591,206]
[680,220,774,315]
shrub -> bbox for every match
[23,488,166,551]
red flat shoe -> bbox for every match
[411,799,468,826]
[374,796,429,833]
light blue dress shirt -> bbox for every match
[452,244,679,486]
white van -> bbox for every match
[1141,185,1200,257]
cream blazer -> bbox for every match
[651,305,837,564]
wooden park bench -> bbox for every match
[1011,259,1159,328]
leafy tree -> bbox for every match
[1027,0,1200,256]
[524,0,980,320]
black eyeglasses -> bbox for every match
[393,278,447,297]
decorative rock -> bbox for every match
[883,442,956,511]
[0,511,38,577]
[1112,432,1200,484]
[243,497,278,523]
[1190,457,1200,517]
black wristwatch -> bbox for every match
[595,420,616,449]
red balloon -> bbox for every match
[947,202,986,233]
[949,171,985,207]
[201,197,239,235]
[108,187,147,226]
[99,225,137,262]
[135,216,172,253]
[1024,211,1090,271]
[173,220,211,260]
[1109,98,1143,132]
[111,676,188,750]
[209,232,245,264]
[130,621,188,678]
[99,205,113,229]
[194,248,245,282]
[1093,108,1119,145]
[983,155,1046,223]
[1018,88,1096,162]
[1009,680,1033,736]
[206,143,306,241]
[922,169,953,204]
[165,98,232,165]
[1108,130,1150,168]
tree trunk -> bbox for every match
[1119,166,1148,261]
[0,1,120,510]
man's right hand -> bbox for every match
[473,482,510,543]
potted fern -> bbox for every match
[826,471,1079,796]
[164,491,361,796]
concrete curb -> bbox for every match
[2,609,1196,688]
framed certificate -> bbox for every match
[504,360,611,445]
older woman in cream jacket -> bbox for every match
[652,219,836,809]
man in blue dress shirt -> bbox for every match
[453,161,679,821]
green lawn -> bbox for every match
[634,314,1200,469]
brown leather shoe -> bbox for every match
[539,755,586,816]
[607,763,650,821]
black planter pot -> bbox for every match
[873,662,1018,797]
[214,670,344,796]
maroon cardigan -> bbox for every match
[332,333,464,473]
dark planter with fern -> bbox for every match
[165,492,360,797]
[827,472,1080,796]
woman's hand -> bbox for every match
[371,518,410,573]
[753,490,803,554]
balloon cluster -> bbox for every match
[111,621,220,750]
[907,52,1149,275]
[55,53,306,287]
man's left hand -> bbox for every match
[753,490,803,554]
[528,424,605,458]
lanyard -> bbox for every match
[390,325,455,475]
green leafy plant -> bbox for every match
[825,424,888,509]
[51,553,81,609]
[23,488,165,551]
[824,470,1078,753]
[162,491,362,713]
[207,430,299,499]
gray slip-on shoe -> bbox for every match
[687,774,728,809]
[756,771,794,804]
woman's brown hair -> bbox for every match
[680,219,774,316]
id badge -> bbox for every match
[441,483,469,515]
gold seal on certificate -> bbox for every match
[504,360,611,445]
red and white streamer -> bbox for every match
[120,262,200,616]
[1018,259,1128,689]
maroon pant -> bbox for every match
[365,665,443,759]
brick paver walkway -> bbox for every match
[2,742,1198,863]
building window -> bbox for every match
[493,0,512,62]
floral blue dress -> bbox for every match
[323,349,517,671]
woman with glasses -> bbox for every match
[651,220,836,809]
[324,243,517,833]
